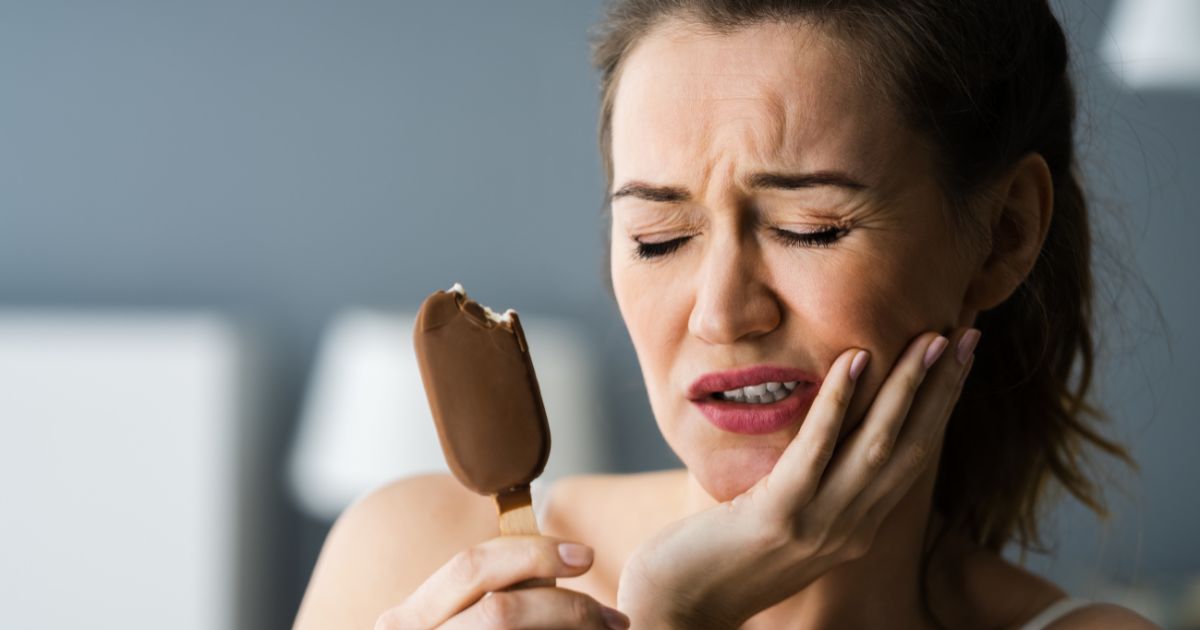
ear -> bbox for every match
[963,152,1054,312]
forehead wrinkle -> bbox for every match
[702,87,794,186]
[612,19,904,204]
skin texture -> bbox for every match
[292,18,1158,630]
[608,20,982,503]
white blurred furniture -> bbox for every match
[1102,0,1200,90]
[0,312,263,630]
[288,308,604,521]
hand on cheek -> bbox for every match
[617,329,981,627]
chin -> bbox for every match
[687,443,785,502]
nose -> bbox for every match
[687,229,782,345]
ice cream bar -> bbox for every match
[413,283,553,566]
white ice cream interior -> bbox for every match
[445,282,515,324]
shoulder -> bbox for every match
[927,527,1063,628]
[1040,602,1158,629]
[931,538,1158,629]
[293,473,498,630]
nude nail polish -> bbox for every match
[956,329,981,365]
[923,336,949,369]
[849,350,870,380]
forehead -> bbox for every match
[611,20,906,190]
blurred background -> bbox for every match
[1,0,1197,628]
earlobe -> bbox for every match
[962,152,1055,312]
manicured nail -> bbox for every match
[923,336,948,369]
[602,606,631,630]
[558,543,592,567]
[849,350,870,381]
[956,329,981,365]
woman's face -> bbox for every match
[609,21,980,501]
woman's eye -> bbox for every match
[632,226,844,261]
[772,226,846,248]
[633,236,691,260]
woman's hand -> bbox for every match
[375,535,631,629]
[616,328,980,628]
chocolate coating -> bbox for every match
[413,287,551,495]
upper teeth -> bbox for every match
[719,381,798,404]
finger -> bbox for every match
[438,588,626,630]
[810,331,949,513]
[398,537,594,628]
[764,347,869,508]
[851,330,978,519]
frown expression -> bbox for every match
[608,20,974,501]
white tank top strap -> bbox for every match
[1019,597,1093,630]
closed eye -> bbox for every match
[771,226,846,248]
[633,236,690,260]
[632,225,847,261]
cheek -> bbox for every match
[611,246,674,377]
[774,237,965,431]
[787,231,964,342]
[776,251,928,352]
[610,245,693,430]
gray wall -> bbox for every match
[2,0,1197,626]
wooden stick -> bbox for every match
[494,485,555,589]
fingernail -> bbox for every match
[923,336,948,369]
[956,329,981,365]
[849,350,870,381]
[558,543,592,567]
[602,606,631,630]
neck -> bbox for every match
[684,451,944,629]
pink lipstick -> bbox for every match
[688,365,821,435]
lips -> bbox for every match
[687,365,819,400]
[687,365,822,435]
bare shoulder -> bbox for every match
[293,473,498,630]
[1044,603,1158,629]
[927,528,1059,628]
[932,537,1159,629]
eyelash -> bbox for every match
[633,226,847,260]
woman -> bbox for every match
[295,1,1156,628]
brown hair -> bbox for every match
[589,0,1133,554]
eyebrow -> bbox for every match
[611,170,868,203]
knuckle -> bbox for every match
[450,546,484,589]
[808,437,837,466]
[864,439,892,469]
[373,608,401,630]
[904,443,930,470]
[522,541,550,574]
[829,384,853,408]
[479,592,519,628]
[569,593,598,624]
[841,533,874,560]
[786,519,829,557]
[752,514,793,553]
[902,371,923,396]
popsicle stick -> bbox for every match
[495,486,539,535]
[494,485,555,589]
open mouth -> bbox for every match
[710,380,800,404]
